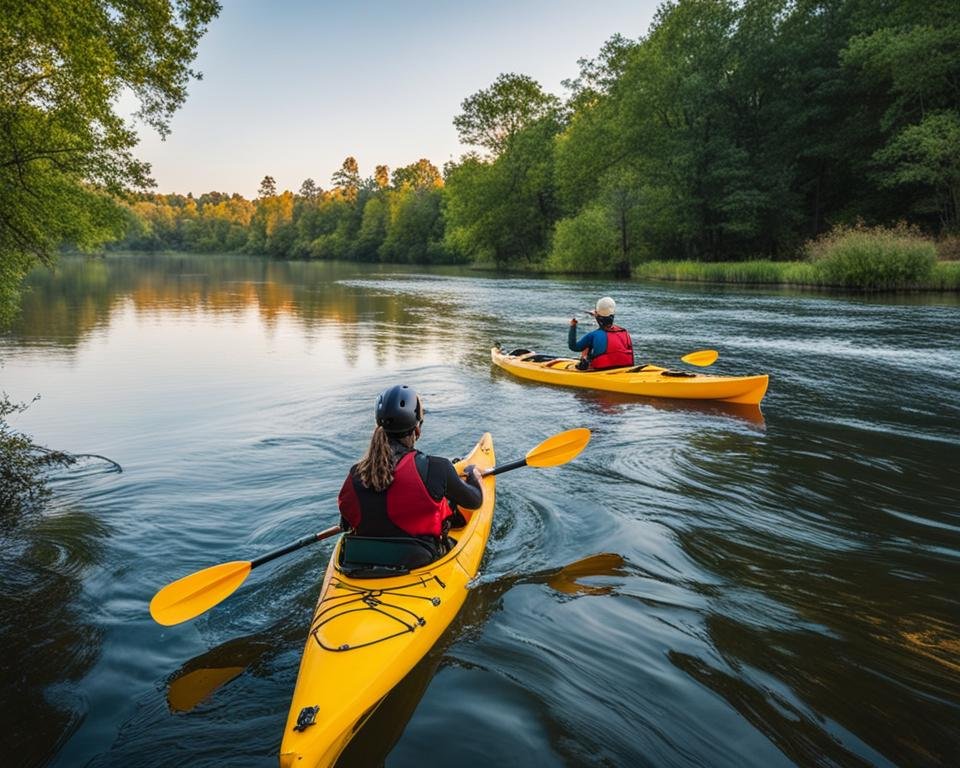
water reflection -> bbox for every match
[0,505,108,768]
[11,254,472,359]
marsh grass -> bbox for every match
[805,223,937,289]
[631,260,819,285]
[931,260,960,290]
[631,225,952,290]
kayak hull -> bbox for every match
[491,347,768,405]
[279,433,496,768]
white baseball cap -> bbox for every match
[595,296,616,317]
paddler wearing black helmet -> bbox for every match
[337,384,484,562]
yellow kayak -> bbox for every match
[279,433,496,768]
[492,346,768,405]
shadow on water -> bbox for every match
[572,388,766,428]
[0,503,108,768]
[155,553,629,767]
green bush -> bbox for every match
[547,204,618,273]
[806,224,937,289]
[931,260,960,290]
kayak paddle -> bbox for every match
[150,525,341,626]
[481,427,591,477]
[680,349,718,367]
[150,427,591,627]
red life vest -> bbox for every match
[338,452,452,538]
[590,326,634,369]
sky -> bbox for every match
[132,0,661,198]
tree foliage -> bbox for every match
[453,73,560,156]
[0,0,220,326]
[92,0,960,274]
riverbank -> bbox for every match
[629,258,960,291]
[476,225,960,291]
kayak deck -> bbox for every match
[491,347,768,405]
[279,433,495,768]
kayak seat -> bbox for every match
[339,536,438,578]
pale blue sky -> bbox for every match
[134,0,660,197]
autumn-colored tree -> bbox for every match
[331,157,361,199]
[392,159,442,190]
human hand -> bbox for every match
[462,464,483,484]
[570,317,578,326]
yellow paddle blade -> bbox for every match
[150,560,252,626]
[681,349,718,367]
[524,427,591,467]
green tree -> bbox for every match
[843,12,960,230]
[0,0,220,326]
[561,33,637,114]
[453,73,560,156]
[875,112,960,229]
[445,114,561,267]
[356,195,389,261]
[548,203,619,273]
[380,187,448,263]
[298,177,320,200]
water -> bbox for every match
[2,253,958,767]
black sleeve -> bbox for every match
[426,456,483,510]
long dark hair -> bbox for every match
[355,426,416,492]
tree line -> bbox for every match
[110,0,959,275]
[3,0,959,330]
[115,157,454,264]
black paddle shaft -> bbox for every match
[250,526,341,569]
[482,458,527,478]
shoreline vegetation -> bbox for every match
[98,223,960,292]
[629,226,960,291]
[5,1,960,321]
[91,1,959,296]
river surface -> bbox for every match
[1,253,958,768]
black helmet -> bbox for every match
[375,384,423,436]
